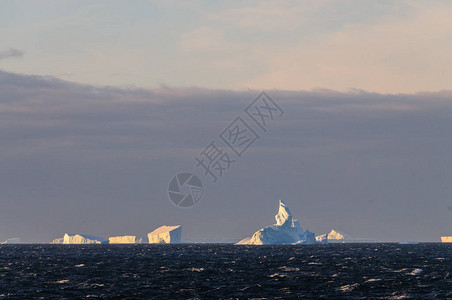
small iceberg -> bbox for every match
[316,229,377,243]
[51,237,64,244]
[1,238,23,244]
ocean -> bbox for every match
[0,243,450,299]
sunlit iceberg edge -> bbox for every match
[237,200,317,245]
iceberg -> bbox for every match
[315,229,351,242]
[63,233,108,244]
[51,237,64,244]
[237,200,316,245]
[441,236,452,243]
[316,229,377,243]
[109,235,147,244]
[1,238,23,244]
[147,225,181,244]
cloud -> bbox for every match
[0,48,24,60]
[239,2,452,93]
[0,70,450,242]
[2,1,451,92]
[177,1,452,93]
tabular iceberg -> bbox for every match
[237,200,316,245]
[147,225,182,244]
[441,236,452,243]
[63,233,108,244]
[109,235,147,244]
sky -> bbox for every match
[0,0,451,242]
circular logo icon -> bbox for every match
[168,173,203,208]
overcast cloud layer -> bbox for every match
[0,70,451,242]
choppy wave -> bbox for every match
[0,243,450,298]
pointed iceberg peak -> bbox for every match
[237,199,316,245]
[275,199,293,227]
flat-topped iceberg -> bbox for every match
[147,225,181,244]
[441,236,452,243]
[63,233,108,244]
[237,200,316,245]
[109,235,147,244]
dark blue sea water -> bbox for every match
[0,243,451,299]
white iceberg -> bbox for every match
[147,225,181,244]
[63,233,108,244]
[315,229,352,242]
[316,229,377,243]
[51,237,64,244]
[441,236,452,243]
[237,200,316,245]
[109,235,147,244]
[1,238,23,244]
